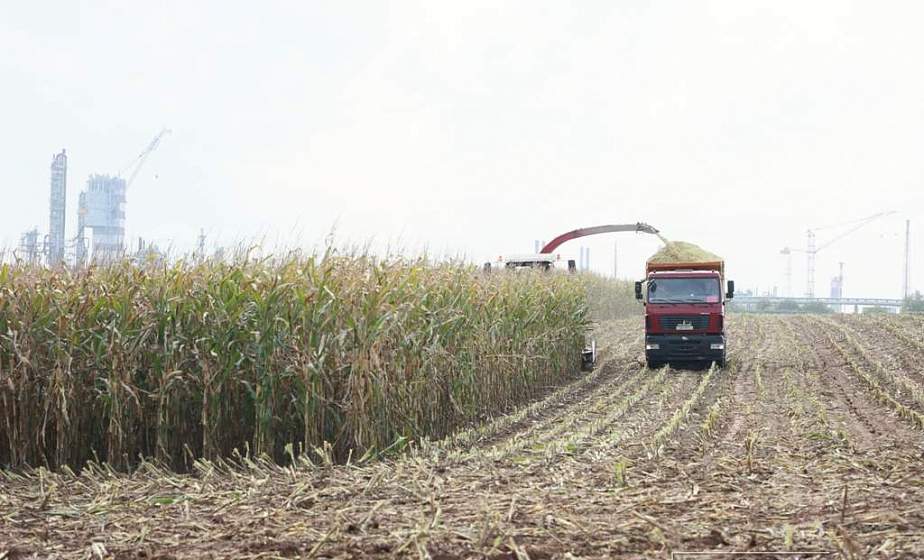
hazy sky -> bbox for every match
[2,1,923,298]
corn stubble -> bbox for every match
[0,255,607,471]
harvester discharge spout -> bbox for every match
[540,222,660,254]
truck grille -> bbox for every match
[661,338,709,356]
[660,315,709,330]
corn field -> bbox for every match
[0,256,630,471]
[4,312,924,557]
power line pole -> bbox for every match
[197,229,207,263]
[806,230,816,298]
[903,219,911,300]
[579,246,590,271]
[780,248,792,297]
[613,241,618,278]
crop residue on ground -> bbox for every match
[3,314,924,558]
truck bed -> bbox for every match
[646,260,724,276]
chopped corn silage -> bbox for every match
[647,241,721,264]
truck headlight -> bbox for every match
[646,343,660,350]
[710,343,725,350]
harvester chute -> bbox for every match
[540,223,660,254]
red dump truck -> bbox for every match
[635,260,734,368]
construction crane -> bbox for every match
[119,128,171,189]
[782,211,895,298]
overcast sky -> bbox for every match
[2,1,923,298]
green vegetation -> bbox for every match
[0,255,618,471]
[903,291,924,313]
[729,299,834,314]
[800,301,835,314]
[862,306,891,314]
[583,274,640,320]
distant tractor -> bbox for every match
[486,223,659,273]
[488,253,575,272]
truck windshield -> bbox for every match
[648,278,720,303]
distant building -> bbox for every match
[77,174,126,265]
[830,276,843,299]
[18,228,41,264]
[48,150,67,266]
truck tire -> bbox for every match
[715,354,727,368]
[646,360,664,370]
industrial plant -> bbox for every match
[17,129,170,267]
[10,130,914,316]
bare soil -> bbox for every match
[2,315,923,559]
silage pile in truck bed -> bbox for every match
[647,241,721,264]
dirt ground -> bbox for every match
[2,315,924,559]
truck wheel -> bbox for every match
[715,355,727,368]
[646,360,663,370]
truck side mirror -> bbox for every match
[635,281,643,300]
[726,280,735,299]
[567,259,577,273]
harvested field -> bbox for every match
[3,314,924,559]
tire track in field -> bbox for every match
[480,338,691,463]
[871,313,924,344]
[742,319,924,558]
[553,317,843,556]
[788,315,921,447]
[661,315,800,465]
[618,313,763,466]
[583,367,703,460]
[806,315,924,424]
[402,364,705,558]
[476,362,649,461]
[439,321,642,456]
[832,314,924,387]
[788,314,892,445]
[702,314,774,454]
[465,334,647,455]
[465,365,703,517]
[672,314,784,468]
[608,315,924,559]
[497,366,698,466]
[443,317,660,467]
[620,314,767,461]
[656,362,736,461]
[8,315,924,559]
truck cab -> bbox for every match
[635,261,734,369]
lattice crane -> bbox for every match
[782,210,895,298]
[120,128,171,189]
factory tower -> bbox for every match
[48,150,67,265]
[77,175,127,265]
